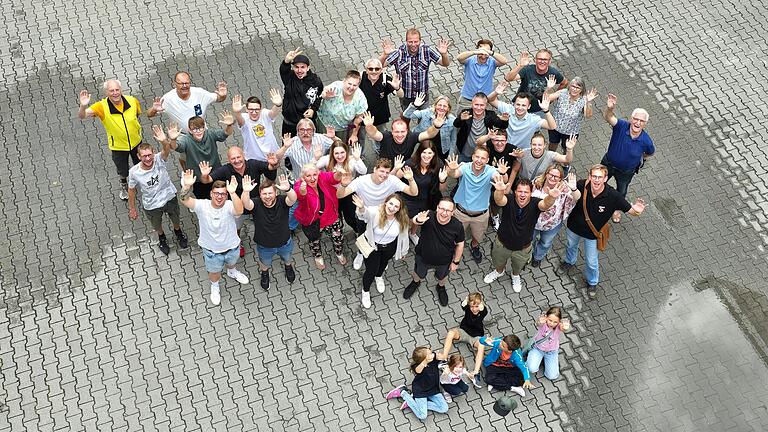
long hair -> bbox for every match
[409,347,430,374]
[326,138,350,173]
[533,164,564,189]
[378,193,410,233]
[410,140,441,176]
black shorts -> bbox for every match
[414,254,451,281]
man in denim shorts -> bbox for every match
[179,170,249,305]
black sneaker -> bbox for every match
[260,271,270,290]
[531,258,541,268]
[436,285,449,306]
[285,265,296,283]
[403,280,420,299]
[559,261,574,271]
[587,284,597,298]
[174,229,188,249]
[470,246,483,264]
[158,234,170,255]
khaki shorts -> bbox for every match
[491,237,532,274]
[455,328,480,347]
[453,208,489,243]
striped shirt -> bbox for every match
[285,134,333,179]
[386,44,442,98]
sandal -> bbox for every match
[314,257,325,270]
[612,211,622,223]
[337,254,347,265]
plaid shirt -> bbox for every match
[386,44,441,98]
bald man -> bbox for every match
[600,93,655,223]
[78,79,160,200]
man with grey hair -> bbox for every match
[78,79,161,200]
[358,58,401,160]
[600,93,655,223]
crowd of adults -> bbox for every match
[78,27,655,420]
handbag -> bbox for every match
[522,331,551,356]
[583,182,611,251]
[355,216,396,258]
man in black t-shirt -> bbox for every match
[562,164,646,297]
[504,49,568,114]
[402,197,465,306]
[200,146,277,256]
[362,112,443,164]
[484,178,558,293]
[242,175,298,290]
[357,59,401,162]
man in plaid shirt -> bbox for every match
[380,28,451,113]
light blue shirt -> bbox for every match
[453,163,497,212]
[496,101,542,149]
[460,56,497,100]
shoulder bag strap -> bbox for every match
[583,182,601,238]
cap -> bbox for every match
[292,54,310,66]
[493,396,517,416]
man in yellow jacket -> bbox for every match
[78,79,160,200]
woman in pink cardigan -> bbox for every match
[294,162,347,269]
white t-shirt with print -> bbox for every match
[127,154,177,210]
[240,113,277,162]
[161,87,217,132]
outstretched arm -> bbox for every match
[604,93,618,127]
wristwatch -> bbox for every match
[452,259,460,265]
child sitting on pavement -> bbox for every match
[439,354,472,402]
[479,334,533,396]
[441,292,488,385]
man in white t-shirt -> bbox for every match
[127,138,189,255]
[337,157,418,269]
[147,71,227,169]
[178,169,249,306]
[231,90,283,161]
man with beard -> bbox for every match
[127,139,189,255]
[317,70,368,145]
[280,49,324,136]
[483,177,558,293]
[454,92,509,162]
[361,112,444,164]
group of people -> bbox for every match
[78,27,655,419]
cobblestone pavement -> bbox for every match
[1,0,768,430]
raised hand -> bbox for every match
[402,165,414,180]
[494,81,509,95]
[498,111,510,121]
[565,134,577,150]
[199,161,212,178]
[566,171,577,190]
[232,94,244,112]
[352,194,365,209]
[496,158,509,175]
[226,175,238,194]
[433,112,446,128]
[362,111,375,127]
[215,81,228,98]
[446,154,460,171]
[606,93,617,110]
[313,142,324,161]
[152,97,164,113]
[393,154,405,172]
[438,166,448,183]
[460,110,471,121]
[437,38,451,54]
[510,148,525,159]
[303,108,314,118]
[78,90,91,106]
[519,51,531,66]
[414,92,426,107]
[281,133,294,148]
[415,210,430,223]
[322,86,337,99]
[285,48,303,63]
[276,174,291,191]
[241,175,256,193]
[586,88,598,103]
[632,197,646,213]
[167,122,181,140]
[152,125,167,143]
[540,93,551,111]
[546,74,557,90]
[548,185,562,198]
[350,143,362,161]
[266,152,278,167]
[181,169,196,188]
[325,126,335,138]
[492,174,506,191]
[390,72,401,89]
[381,39,395,55]
[333,164,348,177]
[219,110,235,126]
[299,180,307,196]
[269,88,282,106]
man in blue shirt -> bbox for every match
[600,93,655,223]
[455,39,509,112]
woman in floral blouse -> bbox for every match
[530,164,581,267]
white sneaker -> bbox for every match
[375,277,385,293]
[510,386,525,397]
[491,214,500,231]
[227,269,249,284]
[487,385,494,392]
[409,233,420,245]
[442,392,452,403]
[512,274,522,293]
[353,252,364,270]
[119,188,129,200]
[361,291,371,308]
[484,269,505,284]
[210,284,221,305]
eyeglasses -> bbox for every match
[211,191,228,197]
[437,207,454,212]
[535,57,551,62]
[367,67,382,71]
[175,81,191,87]
[190,127,205,133]
[631,117,648,123]
[590,174,605,180]
[547,173,561,179]
[298,128,314,132]
[246,107,262,112]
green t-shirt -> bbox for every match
[175,129,228,178]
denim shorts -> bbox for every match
[202,246,240,273]
[256,237,294,267]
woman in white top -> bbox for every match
[352,193,410,309]
[316,138,367,234]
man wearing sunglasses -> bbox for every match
[358,59,401,159]
[504,49,567,115]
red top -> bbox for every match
[294,171,340,229]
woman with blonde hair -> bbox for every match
[530,164,580,267]
[402,93,457,159]
[352,193,410,308]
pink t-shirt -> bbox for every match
[532,323,562,352]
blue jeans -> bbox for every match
[532,222,563,261]
[288,201,299,231]
[564,228,599,286]
[256,237,294,267]
[526,347,560,380]
[601,156,635,198]
[400,390,448,421]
